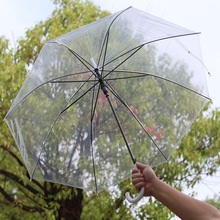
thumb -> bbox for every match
[136,162,148,172]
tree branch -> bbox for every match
[0,185,44,213]
[82,193,97,207]
[16,183,45,207]
[102,189,129,220]
[25,171,44,191]
[0,145,24,166]
[0,169,42,195]
[1,145,44,191]
[0,185,14,202]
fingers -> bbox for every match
[131,163,156,196]
[132,172,144,180]
[136,162,148,171]
[132,172,146,192]
[132,175,145,185]
[134,183,146,193]
[132,162,149,174]
[132,168,139,174]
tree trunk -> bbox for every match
[58,188,83,220]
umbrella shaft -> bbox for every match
[94,65,136,164]
[105,93,136,165]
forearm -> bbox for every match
[152,178,220,220]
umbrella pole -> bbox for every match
[106,94,136,164]
[96,75,145,203]
[104,85,146,203]
[105,94,136,164]
[91,58,136,164]
[98,79,136,164]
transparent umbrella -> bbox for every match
[4,7,210,203]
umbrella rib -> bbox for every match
[90,82,101,194]
[47,42,94,71]
[4,71,95,119]
[51,79,98,83]
[105,80,169,162]
[30,74,96,179]
[98,32,201,72]
[108,32,200,69]
[52,73,146,83]
[50,71,96,82]
[97,6,132,69]
[59,80,99,115]
[91,85,101,122]
[100,31,109,77]
[100,44,145,82]
[104,70,211,100]
[47,41,99,84]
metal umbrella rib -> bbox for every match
[30,73,96,179]
[104,79,169,162]
[102,70,211,100]
[97,6,132,69]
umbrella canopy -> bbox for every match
[5,7,210,194]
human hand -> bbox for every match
[132,162,157,197]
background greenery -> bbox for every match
[0,0,219,219]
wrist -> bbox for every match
[151,177,163,198]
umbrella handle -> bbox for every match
[125,164,145,203]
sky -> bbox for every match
[0,0,219,203]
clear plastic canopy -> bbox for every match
[5,7,210,193]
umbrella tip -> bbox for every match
[91,58,97,69]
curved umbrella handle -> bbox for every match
[125,164,145,203]
[125,186,144,203]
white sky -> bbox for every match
[0,0,219,203]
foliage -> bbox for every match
[0,0,220,219]
[205,195,220,210]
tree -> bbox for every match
[0,0,219,219]
[205,195,220,211]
